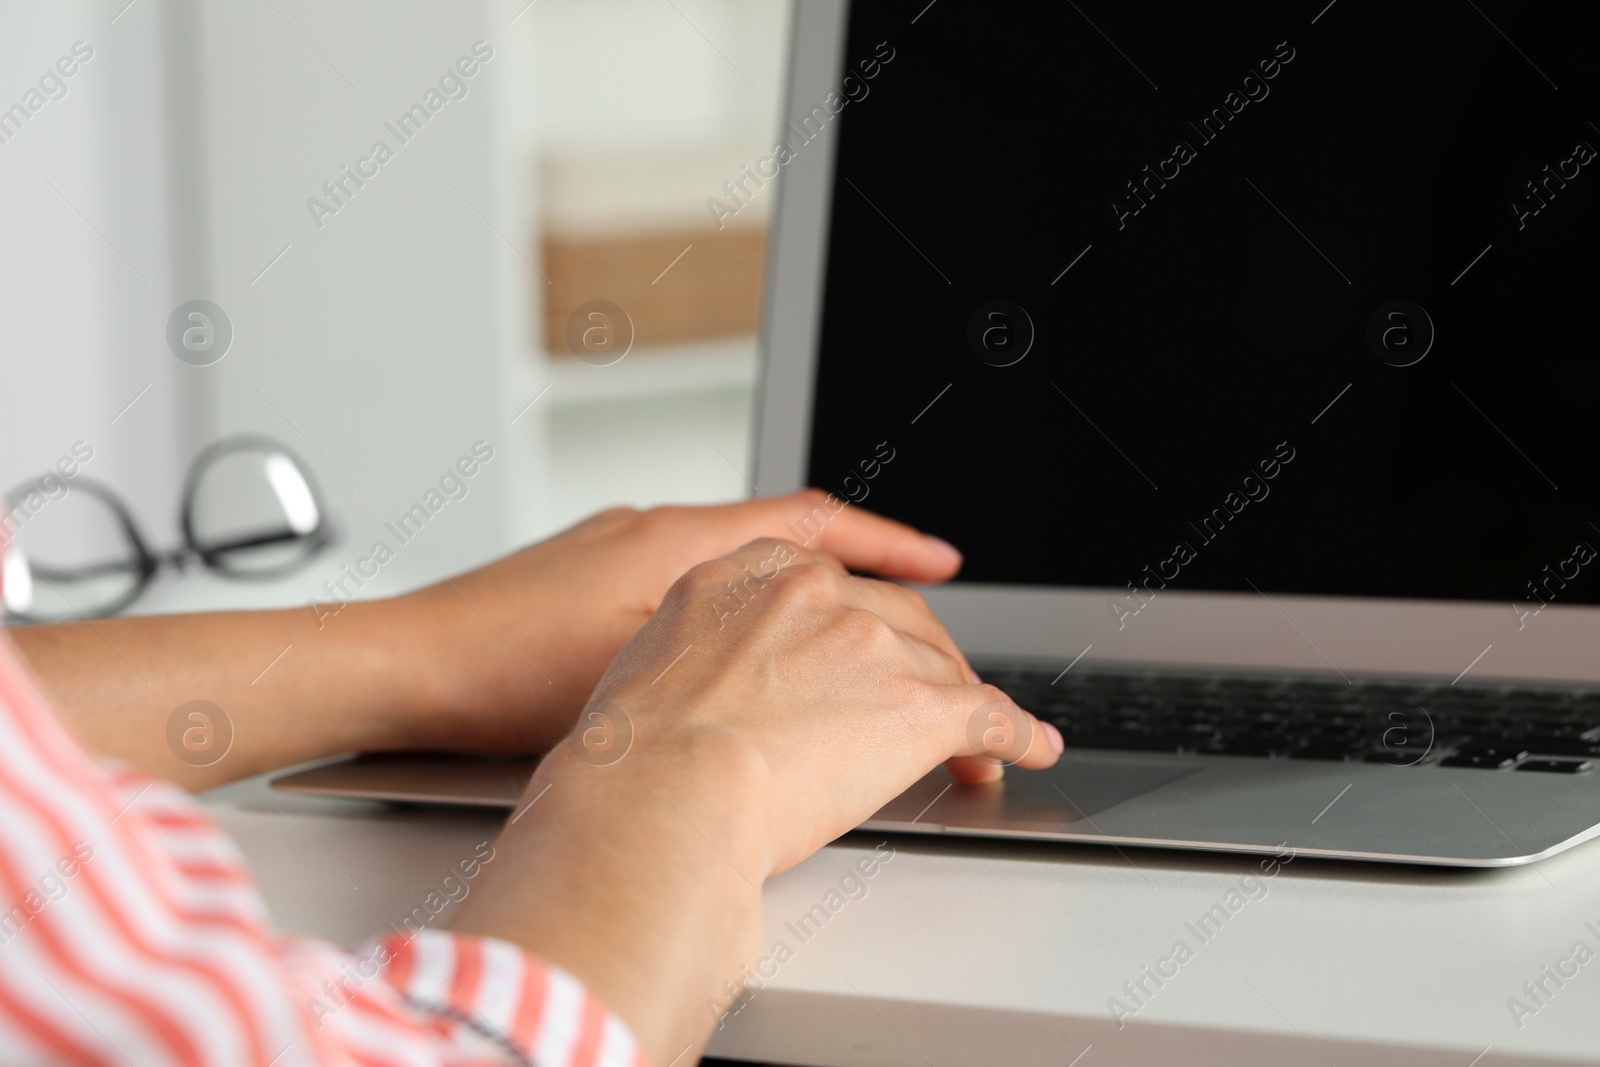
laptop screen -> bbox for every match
[802,0,1600,611]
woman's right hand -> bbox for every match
[581,535,1064,875]
[451,537,1062,1066]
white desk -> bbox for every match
[208,773,1600,1067]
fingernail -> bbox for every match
[966,665,982,685]
[1042,720,1064,755]
[923,534,962,565]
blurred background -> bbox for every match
[0,0,792,618]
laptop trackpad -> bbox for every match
[865,758,1202,834]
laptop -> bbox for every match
[279,0,1600,866]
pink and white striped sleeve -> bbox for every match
[0,631,647,1067]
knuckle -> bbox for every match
[638,504,684,533]
[733,536,799,563]
[882,670,932,708]
[577,505,641,535]
[973,683,1013,707]
[677,557,740,596]
[773,559,836,602]
[895,583,930,614]
[878,677,950,757]
[837,606,898,650]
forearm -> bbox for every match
[450,742,768,1065]
[9,597,452,790]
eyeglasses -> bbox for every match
[3,435,333,623]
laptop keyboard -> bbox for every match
[980,665,1600,772]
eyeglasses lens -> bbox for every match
[3,481,144,621]
[188,448,324,575]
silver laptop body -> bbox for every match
[746,0,1600,867]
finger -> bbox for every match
[949,685,1062,772]
[731,490,964,584]
[843,575,975,686]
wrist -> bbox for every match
[361,586,517,750]
[383,582,578,754]
[558,722,776,879]
[289,595,456,753]
[454,740,769,1062]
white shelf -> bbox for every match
[540,335,758,407]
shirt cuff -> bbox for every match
[372,928,648,1067]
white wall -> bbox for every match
[0,1,188,548]
[177,0,527,609]
[528,0,787,156]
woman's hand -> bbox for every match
[401,489,970,757]
[583,535,1064,869]
[451,537,1062,1065]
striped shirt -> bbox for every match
[0,631,646,1067]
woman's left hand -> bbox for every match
[402,489,969,755]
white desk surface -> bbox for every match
[208,773,1600,1067]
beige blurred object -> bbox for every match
[540,146,770,354]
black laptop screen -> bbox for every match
[801,0,1600,610]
